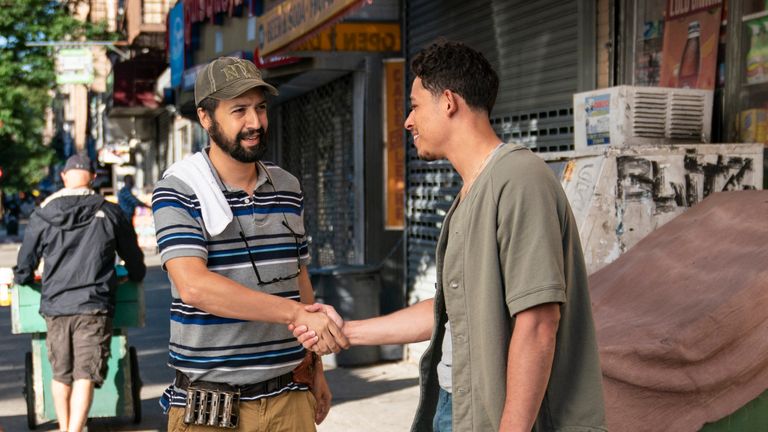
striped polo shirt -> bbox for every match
[152,149,311,410]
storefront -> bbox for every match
[403,0,766,309]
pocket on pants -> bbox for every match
[90,344,110,386]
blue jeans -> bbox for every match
[432,388,453,432]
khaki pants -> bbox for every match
[167,390,316,432]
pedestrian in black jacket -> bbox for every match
[14,154,146,432]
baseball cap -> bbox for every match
[194,57,278,106]
[62,154,95,173]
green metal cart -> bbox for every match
[11,277,144,429]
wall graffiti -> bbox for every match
[616,154,756,215]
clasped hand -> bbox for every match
[290,303,349,355]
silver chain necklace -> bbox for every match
[459,142,504,199]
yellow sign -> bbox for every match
[257,0,363,56]
[293,22,401,52]
[384,59,405,230]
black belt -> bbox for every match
[175,371,294,398]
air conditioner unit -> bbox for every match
[573,86,713,152]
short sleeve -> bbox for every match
[152,178,208,269]
[286,188,310,267]
[496,155,567,316]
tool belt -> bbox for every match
[176,371,294,428]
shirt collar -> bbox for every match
[201,146,271,193]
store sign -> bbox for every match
[254,49,301,69]
[56,48,93,85]
[257,0,363,57]
[293,22,400,52]
[667,0,721,18]
[384,59,405,230]
[170,2,185,87]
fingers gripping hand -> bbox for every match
[300,303,344,328]
[296,309,349,354]
[317,303,344,329]
[290,324,320,350]
[289,303,348,354]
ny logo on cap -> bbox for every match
[221,61,257,82]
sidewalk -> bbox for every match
[0,238,20,268]
[319,360,420,431]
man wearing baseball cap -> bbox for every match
[153,57,347,431]
[14,154,146,432]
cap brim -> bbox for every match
[209,79,279,101]
[62,167,94,174]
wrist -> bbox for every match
[343,320,359,345]
[288,301,303,325]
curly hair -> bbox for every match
[411,39,499,114]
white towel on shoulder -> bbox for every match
[163,153,232,236]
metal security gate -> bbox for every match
[405,0,592,301]
[405,156,460,301]
[277,74,357,267]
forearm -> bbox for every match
[13,250,36,284]
[168,258,301,324]
[499,304,560,432]
[297,267,315,304]
[344,298,434,346]
[121,244,146,282]
[13,226,40,284]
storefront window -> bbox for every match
[628,0,732,89]
[142,0,171,25]
[631,0,666,86]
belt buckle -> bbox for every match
[183,384,240,429]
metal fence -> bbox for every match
[278,74,357,267]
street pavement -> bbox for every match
[0,227,420,431]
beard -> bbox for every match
[209,118,267,163]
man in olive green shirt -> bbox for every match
[295,40,606,431]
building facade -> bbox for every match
[161,0,764,362]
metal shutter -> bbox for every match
[277,75,358,267]
[405,0,581,301]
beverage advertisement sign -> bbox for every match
[659,0,723,90]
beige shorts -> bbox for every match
[44,314,112,386]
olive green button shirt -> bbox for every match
[411,144,606,431]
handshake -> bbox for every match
[289,303,350,355]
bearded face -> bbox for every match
[208,117,267,163]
